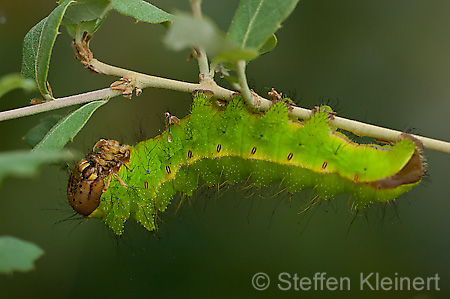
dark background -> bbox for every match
[0,0,449,298]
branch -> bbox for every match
[1,58,449,155]
[0,88,120,121]
[0,60,238,121]
[90,59,234,98]
[328,116,449,154]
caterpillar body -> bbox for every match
[67,93,426,235]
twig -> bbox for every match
[0,61,238,121]
[1,58,449,154]
[91,59,234,98]
[0,88,120,121]
[330,114,448,154]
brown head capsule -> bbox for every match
[67,160,104,216]
[67,139,131,216]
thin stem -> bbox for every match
[0,60,237,122]
[90,59,233,98]
[190,0,210,80]
[329,116,449,154]
[236,60,253,105]
[1,59,449,155]
[0,88,121,121]
[190,0,203,18]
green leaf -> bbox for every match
[21,0,74,98]
[0,73,36,98]
[23,115,63,148]
[259,34,277,55]
[165,13,226,54]
[0,150,73,184]
[227,0,299,50]
[214,35,276,66]
[213,48,259,63]
[62,0,112,37]
[33,100,107,151]
[65,20,97,38]
[111,0,173,23]
[0,236,44,274]
[165,13,258,62]
[62,0,111,25]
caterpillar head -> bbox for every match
[67,139,131,216]
[67,159,104,216]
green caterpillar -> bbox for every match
[67,93,426,235]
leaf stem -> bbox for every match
[235,60,253,105]
[190,0,210,80]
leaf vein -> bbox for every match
[241,0,265,48]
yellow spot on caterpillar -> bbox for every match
[287,152,293,161]
[251,146,257,155]
[217,143,222,153]
[353,173,359,182]
[322,161,328,170]
[165,165,171,175]
[87,173,98,180]
[188,149,192,159]
[78,160,90,172]
[144,181,148,189]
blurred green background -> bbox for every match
[0,0,449,298]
